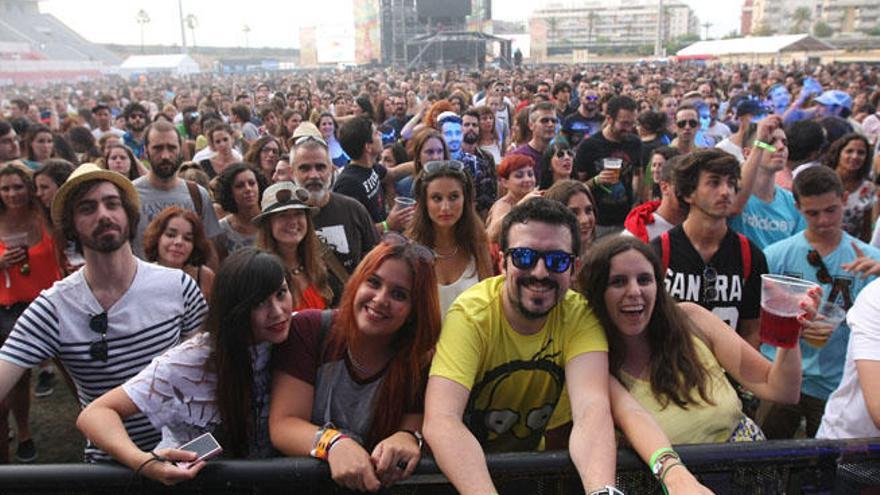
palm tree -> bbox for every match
[135,9,150,54]
[185,14,198,51]
[791,7,811,34]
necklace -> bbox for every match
[290,265,305,275]
[433,245,459,259]
[347,346,378,376]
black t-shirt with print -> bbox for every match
[332,163,388,223]
[650,224,768,334]
[574,131,642,226]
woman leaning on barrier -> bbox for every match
[579,236,819,445]
[76,249,293,485]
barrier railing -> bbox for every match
[0,438,877,494]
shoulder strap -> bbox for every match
[185,180,204,218]
[320,241,350,285]
[315,309,334,360]
[738,234,752,283]
[660,231,671,274]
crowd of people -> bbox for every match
[0,59,878,494]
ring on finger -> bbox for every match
[396,460,407,470]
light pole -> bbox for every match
[242,24,251,49]
[185,14,198,52]
[136,9,150,54]
[177,0,187,53]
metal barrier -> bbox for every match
[0,438,877,494]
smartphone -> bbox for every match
[177,432,222,468]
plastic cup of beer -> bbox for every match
[603,158,622,182]
[803,301,846,348]
[393,197,416,210]
[759,274,818,348]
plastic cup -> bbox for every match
[603,158,622,182]
[393,197,416,210]
[759,274,819,348]
[803,301,846,348]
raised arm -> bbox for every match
[423,376,496,495]
[680,302,802,404]
[731,115,782,215]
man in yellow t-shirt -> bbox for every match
[424,198,619,495]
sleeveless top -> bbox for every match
[0,224,61,306]
[437,257,479,319]
[620,334,743,444]
[294,285,327,312]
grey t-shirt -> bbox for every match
[132,177,222,258]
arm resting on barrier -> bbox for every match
[681,302,802,404]
[857,360,880,429]
[609,378,713,495]
[565,351,617,492]
[423,375,497,495]
[76,386,201,485]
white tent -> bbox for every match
[677,34,834,59]
[118,54,200,75]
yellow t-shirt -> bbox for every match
[429,275,607,452]
[621,334,743,444]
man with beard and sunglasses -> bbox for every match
[461,109,497,219]
[122,102,148,159]
[0,164,207,462]
[562,88,604,147]
[289,127,378,275]
[131,121,221,260]
[425,198,622,494]
[759,166,880,439]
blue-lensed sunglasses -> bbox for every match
[504,248,575,273]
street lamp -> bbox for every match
[136,9,151,54]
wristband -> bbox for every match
[382,220,390,233]
[400,429,424,450]
[660,461,685,487]
[326,433,349,455]
[650,447,680,479]
[135,451,168,477]
[310,427,343,460]
[753,140,777,153]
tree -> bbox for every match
[752,22,776,36]
[791,7,811,34]
[665,33,699,54]
[135,9,150,54]
[813,21,834,38]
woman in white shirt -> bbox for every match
[406,160,494,317]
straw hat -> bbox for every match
[251,182,314,225]
[50,163,139,229]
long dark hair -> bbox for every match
[823,132,873,182]
[407,165,493,280]
[579,236,714,409]
[538,140,574,189]
[208,248,287,457]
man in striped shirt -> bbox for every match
[0,164,207,462]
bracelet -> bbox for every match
[381,220,390,233]
[659,461,685,489]
[135,451,168,477]
[326,433,349,455]
[399,429,424,450]
[649,447,677,471]
[310,427,343,460]
[753,140,777,153]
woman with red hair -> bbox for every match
[485,154,540,242]
[269,235,440,492]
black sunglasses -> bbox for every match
[423,160,465,175]
[807,250,833,284]
[504,247,575,274]
[382,232,435,264]
[677,119,699,129]
[539,117,558,125]
[555,149,574,159]
[702,265,718,303]
[89,313,109,362]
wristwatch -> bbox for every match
[588,486,624,495]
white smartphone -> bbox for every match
[176,432,223,468]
